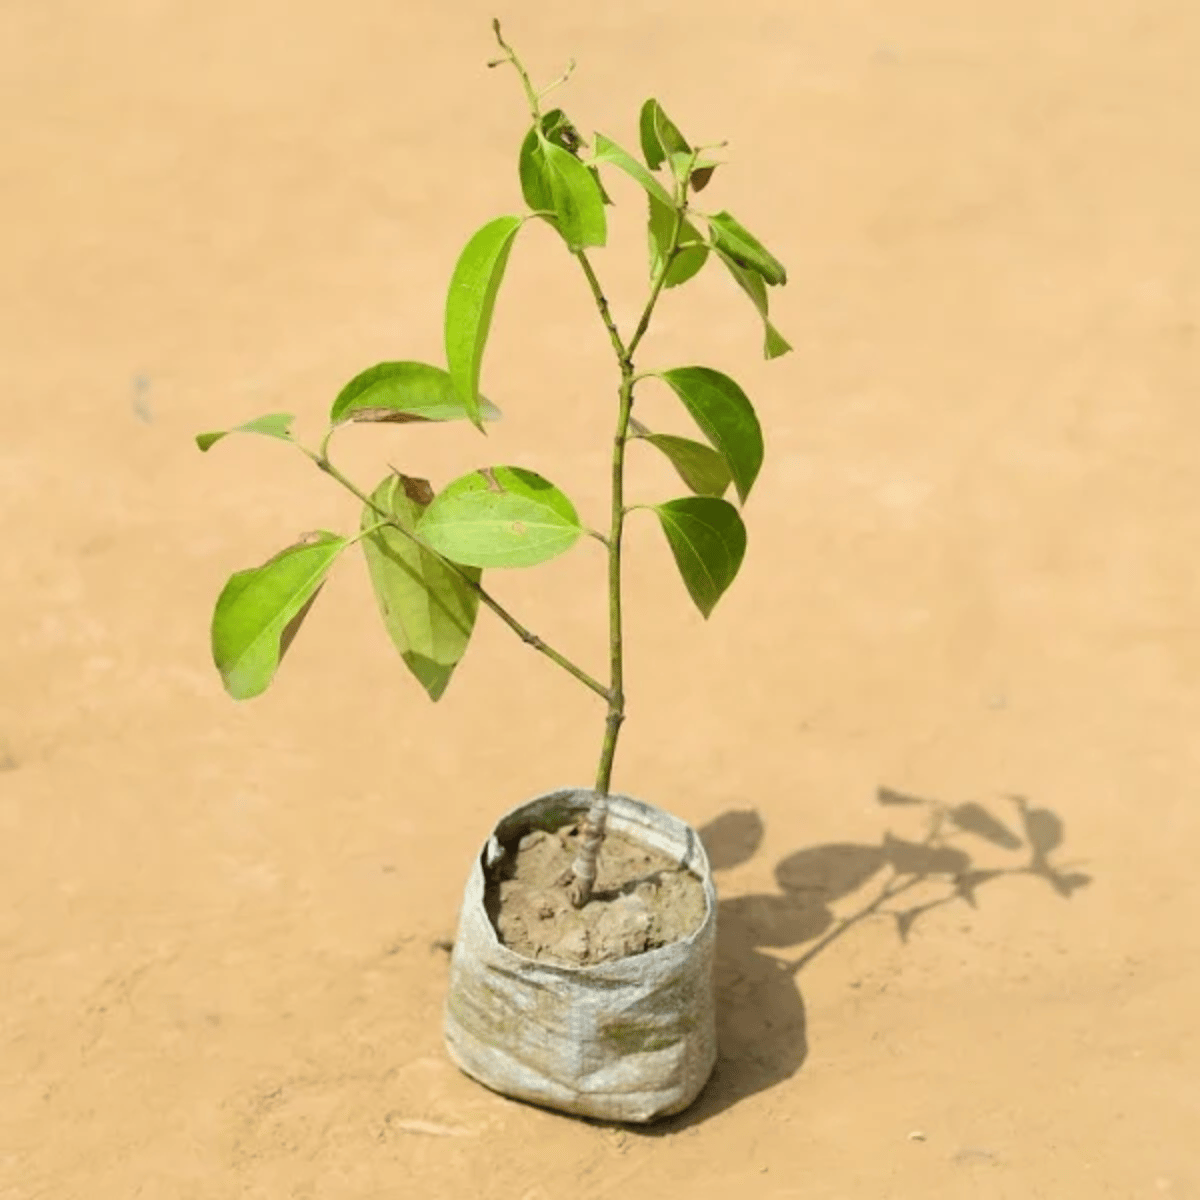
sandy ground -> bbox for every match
[4,1,1199,1196]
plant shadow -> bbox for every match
[637,788,1092,1133]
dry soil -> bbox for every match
[486,821,707,966]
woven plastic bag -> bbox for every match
[443,788,717,1123]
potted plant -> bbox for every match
[197,22,789,1123]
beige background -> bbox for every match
[3,1,1198,1196]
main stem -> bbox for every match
[594,366,633,795]
[559,183,691,907]
[558,365,635,907]
[572,249,634,799]
[491,25,693,905]
[559,361,633,908]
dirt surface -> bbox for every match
[486,824,707,966]
[4,1,1200,1197]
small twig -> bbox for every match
[538,58,576,102]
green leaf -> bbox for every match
[708,211,788,286]
[417,466,584,569]
[520,111,607,250]
[195,413,295,452]
[659,367,764,503]
[714,247,792,359]
[360,473,481,701]
[445,215,524,431]
[652,497,747,618]
[543,140,607,250]
[630,421,732,496]
[647,192,709,289]
[211,531,347,700]
[593,133,706,285]
[519,124,554,214]
[591,133,674,207]
[329,362,502,425]
[639,99,690,172]
[529,110,611,205]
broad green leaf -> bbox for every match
[361,473,481,701]
[534,109,611,204]
[330,362,502,425]
[631,422,732,496]
[519,124,554,214]
[195,413,295,452]
[417,466,584,569]
[652,497,747,618]
[445,215,524,431]
[639,99,690,172]
[542,140,607,250]
[708,211,788,286]
[591,133,674,207]
[647,191,709,289]
[211,531,347,699]
[519,112,607,250]
[714,247,792,359]
[659,367,764,503]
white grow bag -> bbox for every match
[443,788,717,1123]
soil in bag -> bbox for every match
[484,821,707,968]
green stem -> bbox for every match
[300,445,611,703]
[560,165,694,908]
[485,38,701,905]
[351,517,391,544]
[594,170,692,792]
[575,250,627,362]
[490,20,544,121]
[626,153,699,359]
[536,58,577,103]
[592,365,633,796]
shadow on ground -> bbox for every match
[640,788,1092,1133]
